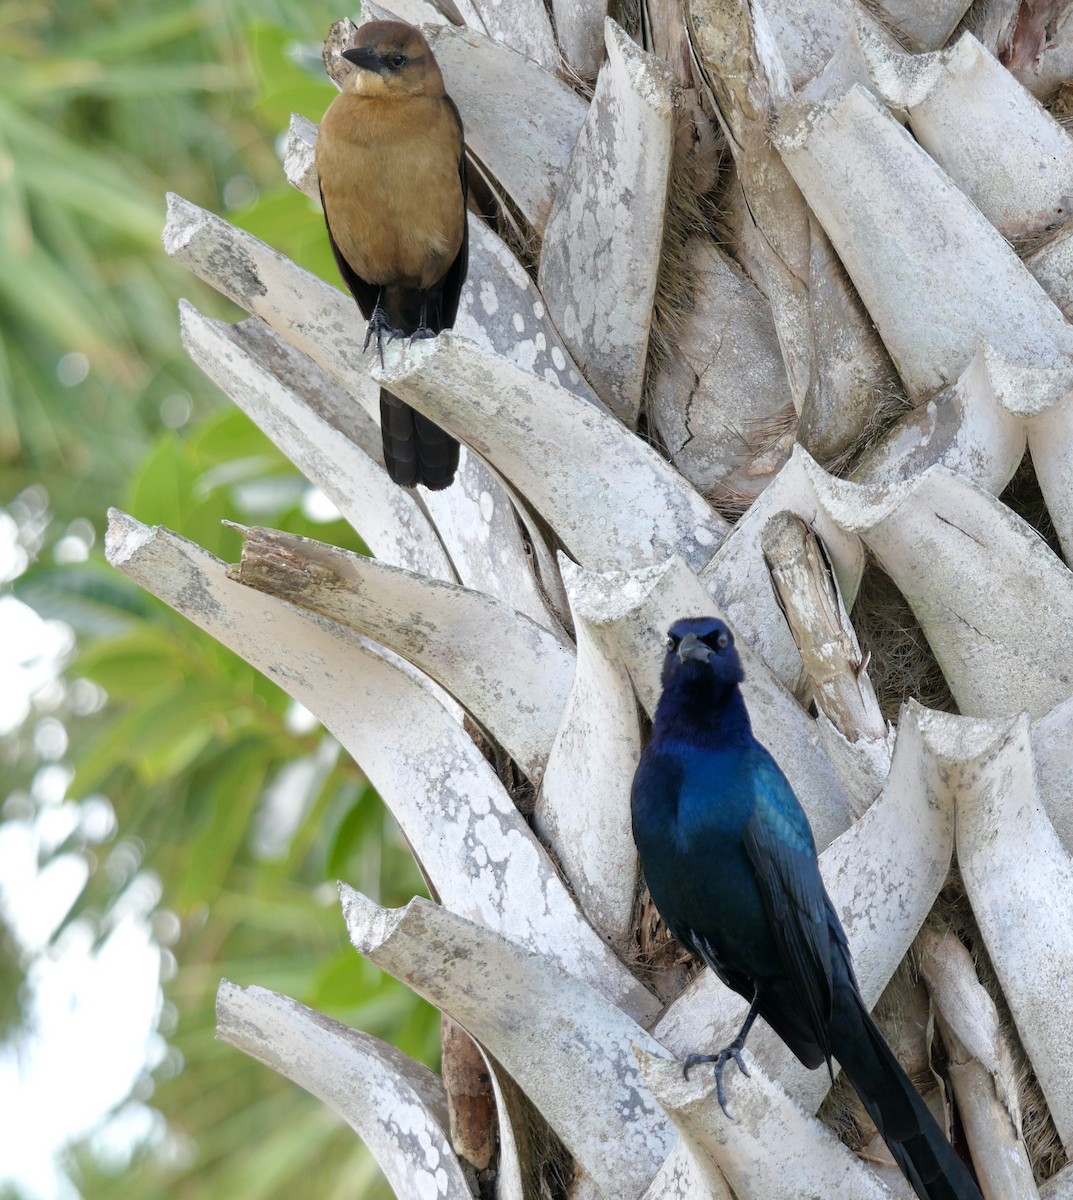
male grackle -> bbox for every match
[631,616,982,1200]
[317,19,467,490]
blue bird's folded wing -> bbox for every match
[741,750,835,1063]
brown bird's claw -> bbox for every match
[410,326,437,342]
[363,307,402,367]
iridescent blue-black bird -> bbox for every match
[631,617,981,1200]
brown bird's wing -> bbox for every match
[319,182,380,322]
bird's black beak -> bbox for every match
[676,632,711,665]
[341,46,382,72]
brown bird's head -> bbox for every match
[340,21,445,99]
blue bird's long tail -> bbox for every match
[831,983,980,1200]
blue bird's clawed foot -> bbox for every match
[683,1043,750,1120]
[363,305,403,367]
[681,993,761,1119]
[409,325,436,342]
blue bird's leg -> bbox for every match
[363,289,403,366]
[682,996,761,1120]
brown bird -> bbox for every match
[316,20,468,490]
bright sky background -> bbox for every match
[0,511,165,1199]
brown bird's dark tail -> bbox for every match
[380,389,459,490]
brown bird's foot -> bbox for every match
[363,307,403,367]
[409,325,437,342]
[682,1042,750,1121]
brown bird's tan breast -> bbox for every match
[317,92,465,291]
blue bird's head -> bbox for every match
[662,616,745,691]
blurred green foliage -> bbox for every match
[1,2,440,1198]
[0,0,341,521]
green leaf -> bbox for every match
[124,431,239,556]
[178,739,269,908]
[324,783,382,882]
[124,433,198,532]
[310,946,368,1008]
[72,678,244,793]
[77,626,191,700]
[247,22,335,128]
[191,407,282,467]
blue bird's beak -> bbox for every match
[676,632,712,664]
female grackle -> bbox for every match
[316,19,468,490]
[631,616,982,1200]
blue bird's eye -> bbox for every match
[701,629,730,652]
[666,635,678,652]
